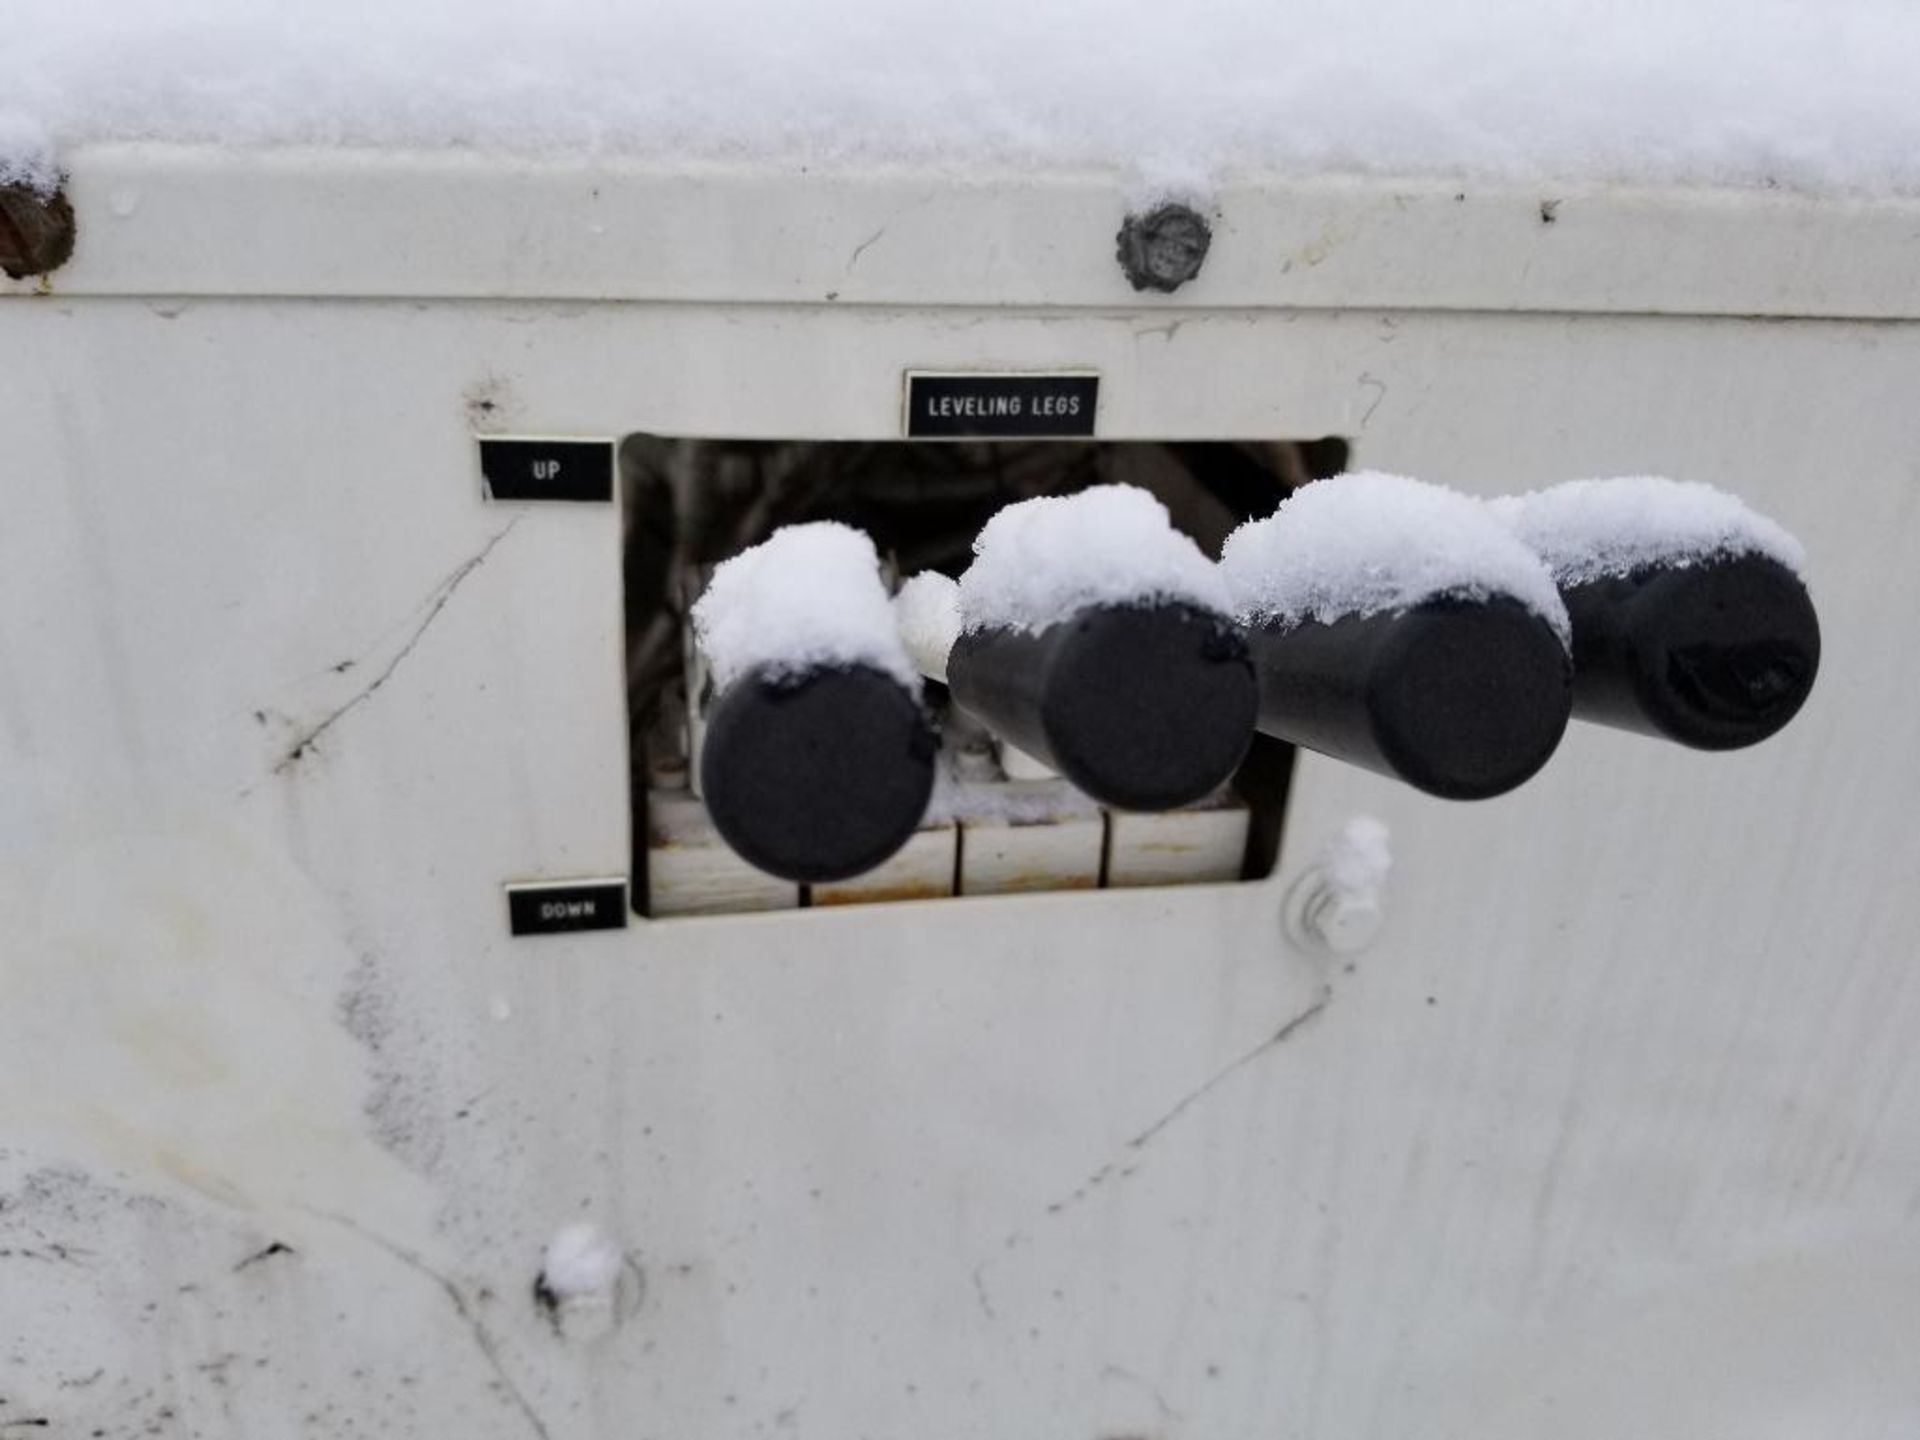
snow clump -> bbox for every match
[893,571,962,682]
[958,485,1231,635]
[692,522,917,692]
[1491,476,1806,587]
[1220,472,1570,643]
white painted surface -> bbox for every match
[1106,804,1252,890]
[959,812,1107,897]
[2,162,1917,1439]
[14,147,1920,320]
[645,793,799,917]
[810,824,958,907]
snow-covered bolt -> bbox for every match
[1286,816,1392,957]
[1300,881,1384,955]
[534,1222,637,1343]
[0,184,76,280]
[1116,202,1211,292]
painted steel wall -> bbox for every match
[1,154,1915,1438]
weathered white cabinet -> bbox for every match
[2,150,1916,1438]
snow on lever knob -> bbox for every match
[691,523,936,883]
[1495,477,1820,750]
[1220,473,1574,801]
[943,486,1257,812]
[894,570,962,686]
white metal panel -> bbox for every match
[960,811,1106,897]
[1,227,1916,1438]
[812,824,958,906]
[1107,803,1250,889]
[10,146,1920,319]
[646,793,800,917]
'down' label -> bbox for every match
[905,373,1099,439]
[506,880,629,936]
[479,437,615,502]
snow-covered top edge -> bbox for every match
[958,485,1231,635]
[692,522,918,693]
[894,571,962,683]
[8,0,1920,200]
[1219,472,1571,643]
[1490,476,1807,587]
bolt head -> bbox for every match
[0,184,76,281]
[1308,889,1384,955]
[1285,870,1387,957]
[1116,203,1212,293]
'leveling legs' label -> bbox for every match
[905,373,1099,439]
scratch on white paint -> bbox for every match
[276,516,523,773]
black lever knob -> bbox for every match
[1240,596,1572,799]
[700,663,936,882]
[1221,473,1573,800]
[1555,553,1819,749]
[691,522,935,883]
[949,485,1257,812]
[947,601,1257,812]
[1498,479,1820,750]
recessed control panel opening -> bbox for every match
[621,436,1351,918]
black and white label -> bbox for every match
[479,437,615,503]
[905,372,1099,439]
[506,879,629,936]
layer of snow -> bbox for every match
[1491,476,1807,586]
[539,1222,624,1302]
[692,522,917,692]
[1220,473,1570,642]
[893,572,961,684]
[9,0,1920,197]
[958,485,1230,635]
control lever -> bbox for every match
[1497,478,1819,750]
[947,602,1257,811]
[692,523,935,883]
[1220,473,1573,800]
[938,487,1257,812]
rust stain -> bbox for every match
[812,882,952,907]
[980,872,1098,894]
